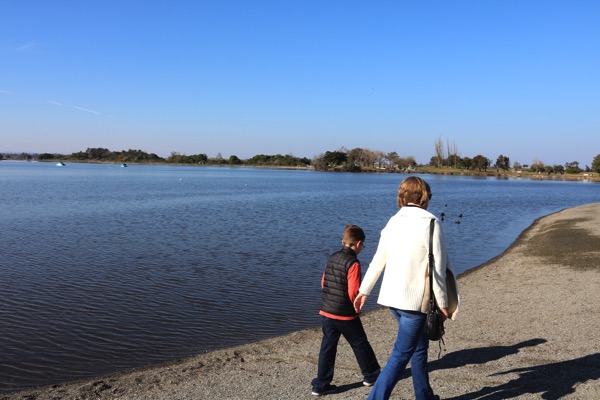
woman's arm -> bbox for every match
[358,231,388,296]
[432,219,449,308]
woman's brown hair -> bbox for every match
[397,177,431,208]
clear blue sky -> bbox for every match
[1,1,598,166]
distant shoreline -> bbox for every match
[9,159,600,183]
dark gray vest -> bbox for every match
[321,247,359,317]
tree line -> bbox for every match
[1,145,599,174]
[311,147,417,172]
[0,148,311,168]
[427,137,599,175]
[310,143,600,175]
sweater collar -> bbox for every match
[397,205,436,219]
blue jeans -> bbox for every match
[367,309,435,400]
[312,316,380,392]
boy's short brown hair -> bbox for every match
[397,176,431,208]
[343,224,365,247]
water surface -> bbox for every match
[1,161,598,390]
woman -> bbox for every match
[354,176,459,400]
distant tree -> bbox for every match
[397,156,416,171]
[86,147,112,160]
[118,149,153,162]
[446,154,460,169]
[147,153,164,162]
[530,164,544,173]
[446,140,459,168]
[429,156,442,167]
[189,153,208,164]
[70,151,89,160]
[361,149,377,168]
[472,155,489,171]
[341,163,362,172]
[246,154,268,165]
[246,153,308,166]
[565,161,582,174]
[166,151,209,164]
[530,159,545,173]
[228,155,242,165]
[275,154,290,165]
[347,148,367,167]
[553,164,565,174]
[434,137,444,168]
[38,153,57,160]
[373,150,386,169]
[322,150,348,167]
[513,162,522,170]
[208,153,227,165]
[168,151,184,163]
[495,155,510,171]
[312,154,327,171]
[459,157,473,170]
[592,154,600,173]
[312,151,346,171]
[385,151,399,171]
[16,152,33,160]
[299,157,311,166]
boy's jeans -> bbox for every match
[367,308,435,400]
[312,316,380,391]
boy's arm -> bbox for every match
[347,262,361,303]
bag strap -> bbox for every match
[428,218,436,311]
[428,218,446,356]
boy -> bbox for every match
[311,224,380,396]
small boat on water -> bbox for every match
[120,163,128,167]
[56,162,65,167]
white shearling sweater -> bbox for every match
[360,205,455,314]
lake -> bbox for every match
[1,161,598,390]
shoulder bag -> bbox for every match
[425,218,445,342]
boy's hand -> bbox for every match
[353,293,367,313]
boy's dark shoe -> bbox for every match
[363,369,380,386]
[311,384,337,396]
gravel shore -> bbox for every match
[4,203,600,400]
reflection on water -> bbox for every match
[0,162,598,390]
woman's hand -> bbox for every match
[353,293,368,313]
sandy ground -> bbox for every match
[3,203,600,400]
